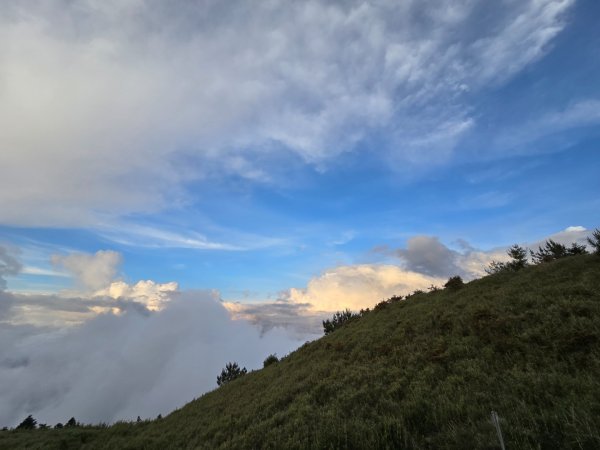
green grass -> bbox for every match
[3,255,600,449]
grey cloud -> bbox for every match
[395,236,463,278]
[225,300,325,338]
[390,226,597,280]
[0,0,574,226]
[0,246,22,291]
[0,290,312,428]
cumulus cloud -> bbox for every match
[395,236,459,277]
[0,0,574,226]
[288,265,444,311]
[228,265,445,325]
[390,235,505,279]
[0,291,311,428]
[95,280,179,311]
[391,226,594,280]
[2,249,178,324]
[228,225,597,328]
[52,250,123,292]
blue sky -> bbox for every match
[1,0,600,427]
[1,0,599,302]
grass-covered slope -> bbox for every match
[3,255,600,449]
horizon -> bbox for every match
[1,0,599,428]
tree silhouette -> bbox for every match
[322,309,358,335]
[531,240,568,264]
[16,415,37,430]
[486,245,528,274]
[217,362,247,386]
[65,417,77,427]
[587,229,600,255]
[263,354,279,367]
[444,276,464,291]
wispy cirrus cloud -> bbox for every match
[488,99,600,157]
[96,221,286,251]
[0,0,575,227]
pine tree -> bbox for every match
[587,228,600,255]
[531,240,568,264]
[16,415,37,430]
[486,244,529,274]
[217,362,247,386]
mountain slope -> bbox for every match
[3,255,600,449]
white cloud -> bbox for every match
[95,280,178,311]
[228,225,597,324]
[529,225,591,250]
[20,266,69,277]
[469,0,575,85]
[0,291,309,428]
[0,0,574,226]
[52,250,122,292]
[287,264,444,312]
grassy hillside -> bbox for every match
[3,255,600,449]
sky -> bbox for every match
[1,0,599,428]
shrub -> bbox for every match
[587,228,600,255]
[444,276,464,291]
[65,417,78,427]
[263,354,279,367]
[322,309,358,335]
[217,362,247,386]
[16,415,37,430]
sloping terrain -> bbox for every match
[2,255,600,449]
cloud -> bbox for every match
[52,250,122,292]
[395,236,460,277]
[229,225,596,326]
[392,227,594,280]
[224,300,323,338]
[492,100,600,155]
[0,245,22,290]
[287,264,443,312]
[0,0,574,226]
[95,280,179,311]
[529,225,591,250]
[0,291,310,428]
[1,225,595,428]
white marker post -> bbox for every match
[491,410,506,450]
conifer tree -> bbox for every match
[587,228,600,255]
[217,362,247,386]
